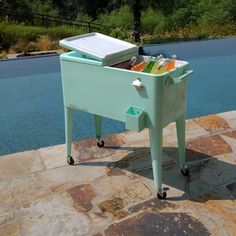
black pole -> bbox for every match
[88,22,91,33]
[132,0,141,43]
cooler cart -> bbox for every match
[59,33,193,199]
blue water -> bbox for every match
[0,38,236,155]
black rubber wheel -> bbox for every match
[181,168,190,177]
[97,139,105,148]
[67,156,74,165]
[157,191,167,199]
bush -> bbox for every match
[26,42,38,52]
[36,34,53,51]
[142,8,171,34]
[109,27,132,41]
[0,23,87,51]
[0,50,7,59]
[196,0,234,25]
[171,8,192,27]
[13,38,29,53]
[95,5,132,30]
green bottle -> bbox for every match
[143,61,155,73]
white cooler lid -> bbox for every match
[59,32,139,66]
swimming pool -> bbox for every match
[0,38,236,155]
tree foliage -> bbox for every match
[1,0,235,34]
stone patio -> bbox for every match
[0,111,236,236]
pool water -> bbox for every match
[0,38,236,155]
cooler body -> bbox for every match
[60,48,192,199]
[60,51,190,129]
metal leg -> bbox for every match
[65,106,74,165]
[94,114,102,139]
[94,114,105,147]
[149,127,167,199]
[176,115,189,176]
[176,115,186,167]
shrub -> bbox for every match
[0,23,88,51]
[26,42,38,52]
[142,8,171,34]
[35,34,52,51]
[171,7,192,28]
[13,38,29,53]
[0,50,7,59]
[96,5,132,30]
[46,25,87,40]
[109,27,132,41]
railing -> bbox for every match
[0,6,115,33]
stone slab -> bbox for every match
[192,114,231,133]
[163,121,210,144]
[0,222,21,236]
[39,144,68,170]
[104,211,210,236]
[181,187,236,235]
[0,150,45,180]
[0,207,14,225]
[221,134,236,153]
[110,180,152,207]
[187,156,236,196]
[0,174,50,209]
[119,129,149,144]
[19,195,92,236]
[217,110,236,129]
[186,134,232,156]
[93,174,132,197]
[37,161,107,191]
[67,184,96,212]
[73,134,125,162]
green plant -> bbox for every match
[13,38,29,53]
[36,34,52,51]
[95,5,132,30]
[141,8,171,34]
[0,23,88,51]
[109,27,132,41]
[26,42,38,52]
[0,50,7,59]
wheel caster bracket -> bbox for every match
[181,165,190,177]
[67,155,74,165]
[157,187,169,199]
[96,138,105,148]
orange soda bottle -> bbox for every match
[165,54,177,71]
[132,61,147,71]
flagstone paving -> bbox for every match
[0,111,236,235]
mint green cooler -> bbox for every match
[59,33,193,199]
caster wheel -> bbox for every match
[97,139,105,148]
[157,191,167,199]
[181,166,190,176]
[67,156,74,165]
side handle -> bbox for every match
[170,70,193,84]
